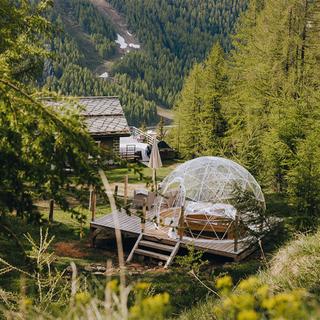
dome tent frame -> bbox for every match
[154,156,266,241]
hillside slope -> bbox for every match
[109,0,248,108]
[54,0,104,70]
[46,0,247,125]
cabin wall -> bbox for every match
[94,136,120,158]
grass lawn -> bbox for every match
[105,159,183,185]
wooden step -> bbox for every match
[126,233,143,263]
[139,240,175,252]
[134,248,170,261]
[165,241,180,268]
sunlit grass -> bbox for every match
[105,160,183,185]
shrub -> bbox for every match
[175,245,208,274]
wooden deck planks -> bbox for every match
[90,212,257,260]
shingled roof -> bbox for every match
[46,97,130,137]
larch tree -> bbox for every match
[198,44,228,156]
[224,0,320,188]
[173,44,228,159]
[173,63,204,159]
[287,131,320,231]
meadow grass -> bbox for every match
[105,160,182,184]
[260,229,320,295]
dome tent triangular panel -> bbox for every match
[155,156,265,241]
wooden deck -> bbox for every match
[90,211,260,261]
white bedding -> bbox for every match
[185,202,237,220]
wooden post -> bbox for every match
[91,188,96,222]
[124,175,128,206]
[89,185,93,210]
[234,214,239,252]
[49,199,54,223]
[141,199,147,232]
[152,169,158,193]
[178,206,184,241]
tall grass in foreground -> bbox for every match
[261,229,320,294]
[0,228,170,319]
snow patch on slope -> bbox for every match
[115,34,128,49]
[116,33,141,50]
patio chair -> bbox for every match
[132,190,155,210]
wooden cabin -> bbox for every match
[78,96,131,155]
[45,96,131,157]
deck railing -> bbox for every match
[130,126,159,145]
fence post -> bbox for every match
[114,185,118,199]
[49,199,54,223]
[89,185,93,210]
[124,175,128,206]
[141,199,147,233]
[91,188,96,222]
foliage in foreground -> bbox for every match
[2,228,320,319]
[0,0,100,220]
[213,275,319,320]
[0,229,169,319]
[179,228,320,320]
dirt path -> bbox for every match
[55,0,141,76]
[157,106,174,122]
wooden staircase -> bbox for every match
[126,234,180,268]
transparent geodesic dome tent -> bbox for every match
[154,156,265,241]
